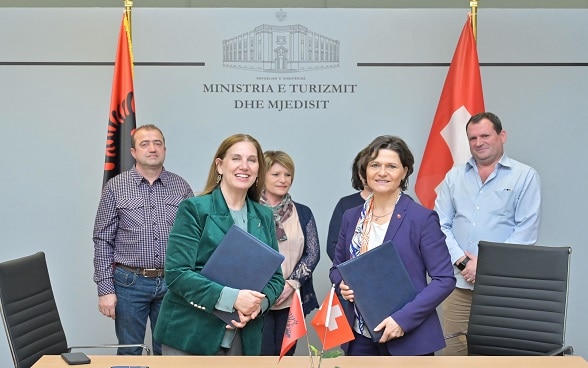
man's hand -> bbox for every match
[98,294,117,320]
[461,251,478,284]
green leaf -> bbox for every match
[309,345,320,356]
[322,349,344,358]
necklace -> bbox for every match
[373,211,394,221]
[372,192,402,222]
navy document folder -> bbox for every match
[336,240,417,342]
[200,224,285,324]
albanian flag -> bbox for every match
[103,11,136,186]
[279,289,307,361]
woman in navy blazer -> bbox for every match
[329,135,455,356]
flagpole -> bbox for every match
[304,333,315,368]
[470,0,478,41]
[318,285,336,368]
[124,0,133,40]
[296,288,315,368]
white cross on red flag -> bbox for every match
[415,14,485,209]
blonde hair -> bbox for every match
[263,150,295,185]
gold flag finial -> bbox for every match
[470,1,478,42]
[123,0,133,40]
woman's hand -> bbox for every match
[339,280,354,302]
[234,290,265,316]
[275,282,295,305]
[374,316,405,343]
[229,290,264,328]
[228,305,262,328]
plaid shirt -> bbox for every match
[93,166,193,296]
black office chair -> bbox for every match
[448,241,573,356]
[0,252,150,368]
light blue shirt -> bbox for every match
[434,154,541,289]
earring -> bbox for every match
[216,174,222,184]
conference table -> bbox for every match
[32,354,588,368]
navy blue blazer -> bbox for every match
[326,192,364,262]
[329,194,455,355]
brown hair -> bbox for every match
[201,134,266,202]
[360,135,414,191]
[131,124,165,148]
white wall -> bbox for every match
[1,8,587,366]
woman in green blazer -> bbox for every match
[154,134,285,355]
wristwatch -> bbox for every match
[456,256,470,271]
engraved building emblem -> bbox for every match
[223,22,340,73]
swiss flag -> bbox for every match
[311,286,354,351]
[415,15,485,209]
[279,289,307,360]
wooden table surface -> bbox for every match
[32,354,588,368]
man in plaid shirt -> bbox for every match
[93,124,193,355]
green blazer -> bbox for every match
[153,188,285,355]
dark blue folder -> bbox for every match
[336,240,417,342]
[200,225,284,324]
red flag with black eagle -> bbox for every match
[103,11,136,186]
[279,289,307,361]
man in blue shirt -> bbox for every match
[434,112,541,355]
